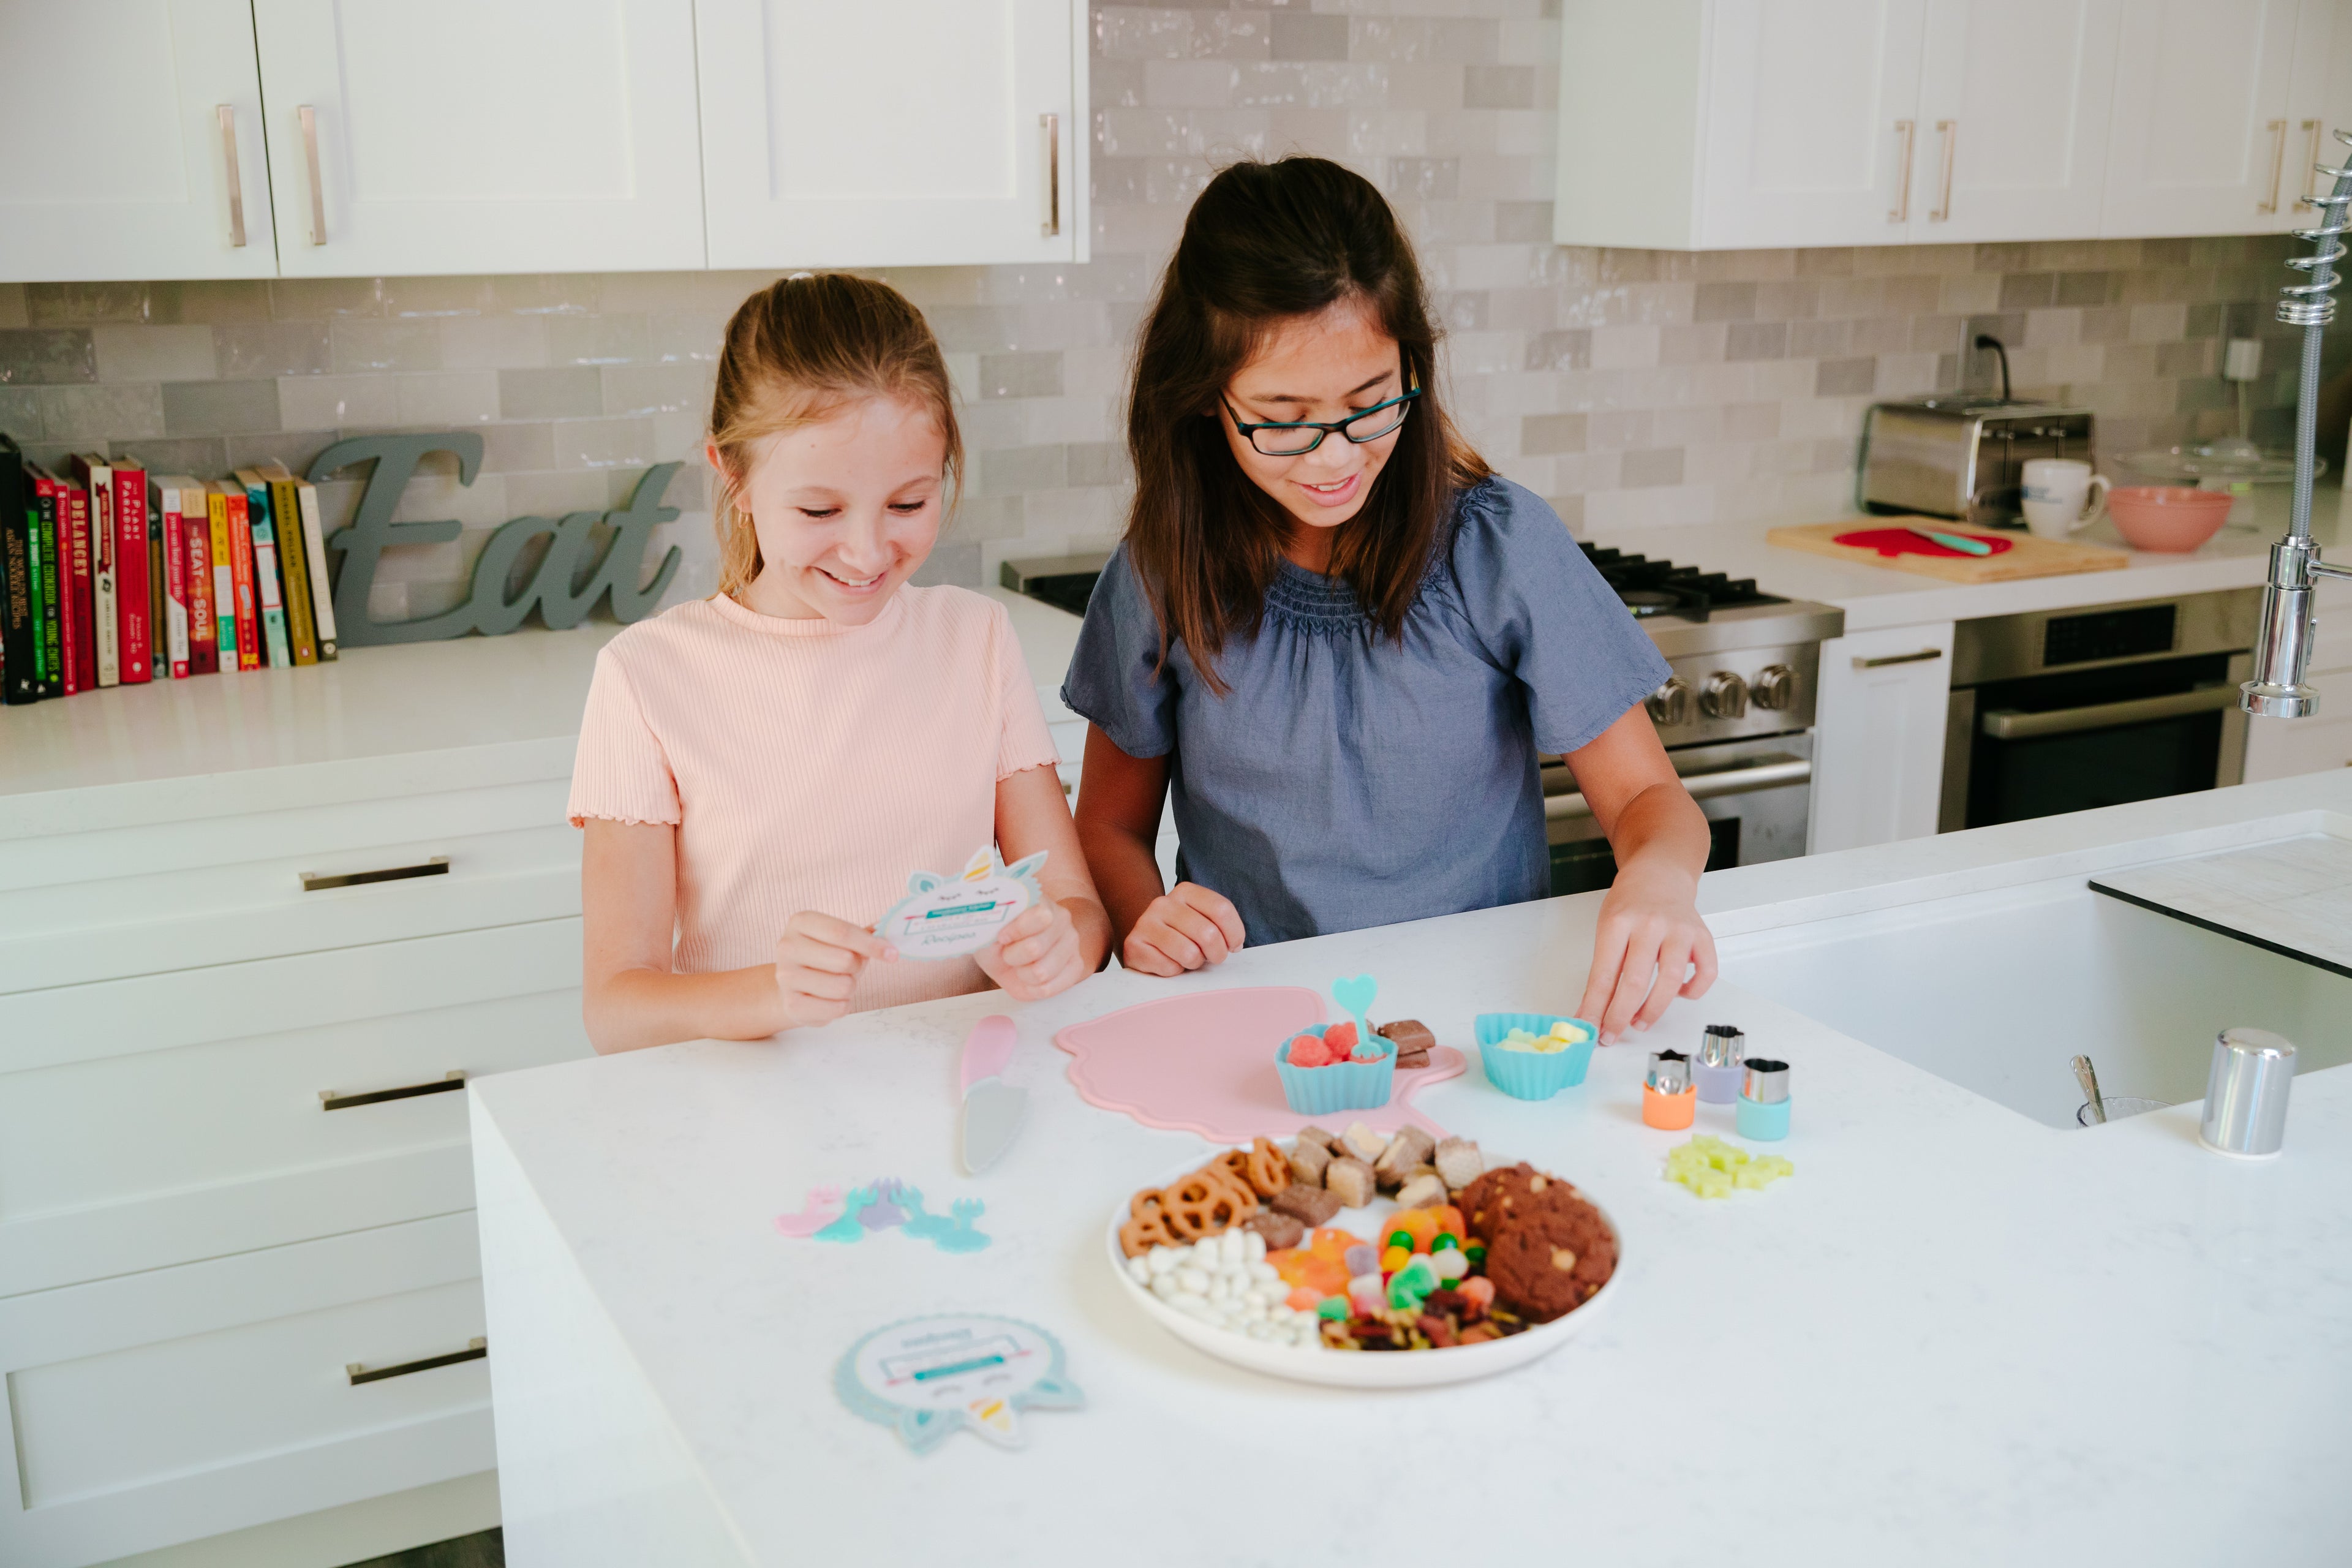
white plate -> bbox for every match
[1106,1148,1622,1389]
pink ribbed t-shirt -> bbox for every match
[567,586,1060,1013]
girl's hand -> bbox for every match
[775,911,897,1030]
[1122,883,1245,976]
[1576,860,1718,1044]
[977,899,1088,1001]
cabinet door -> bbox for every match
[1807,622,1954,853]
[2101,0,2301,237]
[250,0,705,277]
[1697,0,1929,248]
[1911,0,2121,242]
[697,0,1085,268]
[0,0,274,283]
[2285,0,2349,217]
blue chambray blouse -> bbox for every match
[1061,476,1672,948]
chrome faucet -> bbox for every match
[2242,129,2352,719]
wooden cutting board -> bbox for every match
[1765,518,2132,582]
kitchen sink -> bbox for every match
[1716,872,2352,1129]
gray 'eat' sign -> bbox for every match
[307,431,684,646]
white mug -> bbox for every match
[2021,459,2109,539]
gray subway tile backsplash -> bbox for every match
[0,0,2323,602]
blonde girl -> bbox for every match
[573,274,1108,1052]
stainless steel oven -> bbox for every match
[1543,731,1815,895]
[1938,589,2258,832]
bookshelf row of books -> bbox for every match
[0,433,340,707]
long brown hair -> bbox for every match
[1124,156,1488,693]
[707,273,963,597]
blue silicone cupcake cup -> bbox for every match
[1275,1027,1396,1115]
[1474,1012,1598,1101]
[1736,1093,1791,1140]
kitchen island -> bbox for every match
[471,767,2352,1568]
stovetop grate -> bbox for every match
[1578,543,1784,623]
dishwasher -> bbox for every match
[1939,589,2260,831]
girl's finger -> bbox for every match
[1601,933,1658,1039]
[1145,918,1207,970]
[1123,936,1182,977]
[783,937,868,976]
[1632,938,1689,1030]
[1682,926,1720,997]
[790,911,899,963]
[1176,883,1246,951]
[1579,920,1631,1031]
[786,966,856,1003]
[1163,902,1231,965]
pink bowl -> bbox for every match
[2106,486,2231,552]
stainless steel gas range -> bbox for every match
[1002,541,1844,897]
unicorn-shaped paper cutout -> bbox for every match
[872,845,1047,960]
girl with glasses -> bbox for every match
[1063,157,1717,1042]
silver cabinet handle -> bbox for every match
[300,104,327,244]
[300,854,449,892]
[1890,119,1915,222]
[2305,119,2325,203]
[1545,756,1811,822]
[347,1337,485,1385]
[320,1069,466,1112]
[1855,647,1944,668]
[1041,112,1060,237]
[1980,684,2239,741]
[2262,119,2288,213]
[216,106,246,247]
[1930,119,1956,221]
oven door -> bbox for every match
[1946,652,2250,830]
[1541,733,1814,897]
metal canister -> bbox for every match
[1697,1025,1746,1068]
[2199,1028,2294,1158]
[1646,1049,1691,1096]
[1742,1058,1790,1104]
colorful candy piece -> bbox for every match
[1343,1243,1378,1276]
[1379,1244,1411,1275]
[1458,1275,1496,1311]
[1390,1208,1442,1251]
[1324,1020,1359,1052]
[1286,1286,1324,1312]
[1348,1272,1387,1313]
[1431,1233,1460,1253]
[1308,1227,1355,1262]
[1268,1248,1311,1286]
[1386,1254,1440,1312]
[1430,1248,1470,1280]
[1434,1204,1466,1240]
[1286,1033,1333,1068]
[1316,1295,1349,1321]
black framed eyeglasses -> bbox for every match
[1221,379,1422,457]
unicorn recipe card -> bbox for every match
[875,847,1046,960]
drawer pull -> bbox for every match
[347,1336,486,1386]
[1855,649,1944,669]
[301,855,450,892]
[320,1069,466,1112]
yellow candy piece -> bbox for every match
[1379,1244,1411,1273]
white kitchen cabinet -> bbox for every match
[1911,0,2121,242]
[1808,621,1954,853]
[2100,0,2312,238]
[0,0,276,283]
[2242,576,2352,782]
[695,0,1088,268]
[249,0,707,276]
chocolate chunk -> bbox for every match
[1394,1049,1432,1069]
[1375,1019,1437,1055]
[1323,1156,1376,1209]
[1287,1138,1332,1188]
[1294,1125,1336,1153]
[1269,1182,1343,1226]
[1242,1209,1305,1250]
[1433,1136,1484,1191]
[1371,1125,1436,1187]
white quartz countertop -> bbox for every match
[472,769,2352,1567]
[1589,483,2350,631]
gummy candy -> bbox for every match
[1458,1276,1496,1310]
[1379,1244,1411,1274]
[1316,1295,1349,1321]
[1434,1204,1466,1241]
[1268,1248,1309,1285]
[1348,1272,1387,1312]
[1286,1034,1333,1068]
[1342,1243,1378,1276]
[1324,1020,1359,1052]
[1430,1248,1470,1280]
[1308,1228,1354,1262]
[1387,1254,1440,1311]
[1286,1286,1323,1312]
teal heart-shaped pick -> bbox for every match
[1331,974,1378,1024]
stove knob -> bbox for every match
[1752,663,1796,711]
[1645,677,1693,728]
[1699,671,1749,720]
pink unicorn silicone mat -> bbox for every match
[1052,986,1464,1142]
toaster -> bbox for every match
[1860,397,2095,527]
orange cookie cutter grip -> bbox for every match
[1643,1050,1697,1130]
